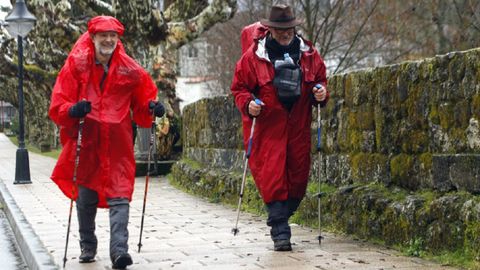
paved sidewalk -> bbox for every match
[0,133,457,270]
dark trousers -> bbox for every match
[76,186,130,259]
[266,198,301,241]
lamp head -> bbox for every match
[5,0,36,38]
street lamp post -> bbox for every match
[5,0,36,184]
[0,100,4,132]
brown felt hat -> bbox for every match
[260,4,302,29]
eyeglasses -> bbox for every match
[271,27,294,33]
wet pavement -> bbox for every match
[0,210,28,269]
[0,133,459,270]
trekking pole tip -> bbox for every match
[137,243,142,253]
[317,235,323,245]
[231,228,239,236]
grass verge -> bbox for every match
[6,135,61,159]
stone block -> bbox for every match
[322,154,352,186]
[432,154,480,193]
[449,154,480,194]
[432,155,455,192]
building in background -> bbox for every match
[176,37,221,112]
[0,101,16,130]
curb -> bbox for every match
[0,181,58,270]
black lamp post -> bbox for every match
[5,0,36,184]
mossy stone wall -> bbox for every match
[321,49,480,192]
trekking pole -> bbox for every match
[315,84,324,245]
[138,102,156,253]
[232,97,262,236]
[63,109,86,268]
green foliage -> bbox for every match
[432,250,480,270]
[24,64,58,82]
[417,189,436,204]
[182,158,202,169]
[369,182,407,202]
[307,181,337,196]
[406,237,425,257]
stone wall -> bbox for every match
[181,96,245,171]
[171,48,480,261]
[322,49,480,193]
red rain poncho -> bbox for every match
[49,17,157,208]
[231,27,329,203]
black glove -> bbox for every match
[68,100,91,118]
[149,101,165,117]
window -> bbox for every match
[188,46,198,58]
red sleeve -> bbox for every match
[131,70,157,128]
[230,54,258,116]
[49,57,81,128]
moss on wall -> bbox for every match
[390,154,414,188]
[438,102,455,130]
[350,153,388,184]
[348,108,375,131]
[472,94,480,119]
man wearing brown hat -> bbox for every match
[231,4,329,251]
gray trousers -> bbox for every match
[76,186,130,259]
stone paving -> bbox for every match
[0,133,458,270]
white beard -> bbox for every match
[94,40,117,57]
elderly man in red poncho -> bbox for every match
[231,4,329,251]
[49,16,165,269]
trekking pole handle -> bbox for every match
[246,95,262,158]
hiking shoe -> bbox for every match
[79,248,96,263]
[273,239,292,251]
[112,253,133,269]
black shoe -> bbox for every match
[273,239,292,251]
[112,253,133,269]
[79,248,96,263]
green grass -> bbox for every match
[7,136,61,159]
[431,250,480,270]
